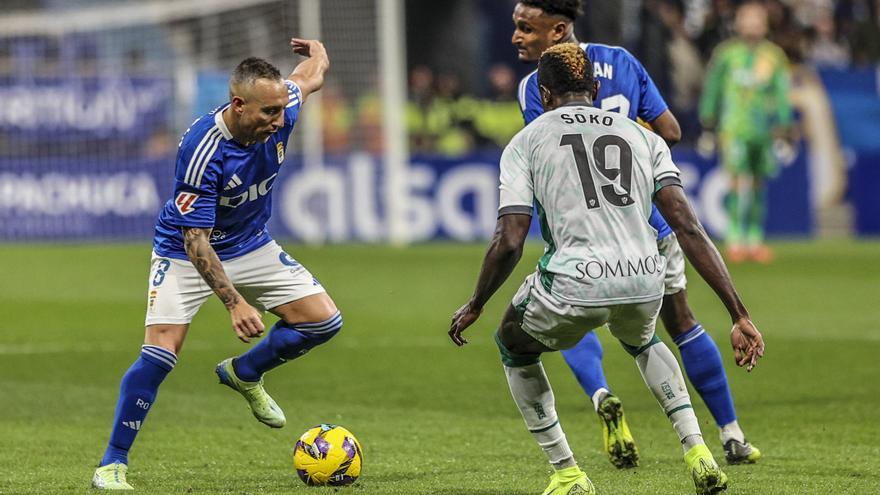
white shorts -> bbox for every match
[145,241,326,326]
[511,272,662,351]
[658,233,687,295]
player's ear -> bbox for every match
[551,21,569,43]
[540,85,552,109]
[230,95,246,114]
[591,80,600,101]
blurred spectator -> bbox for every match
[433,72,476,156]
[487,63,516,101]
[838,0,880,64]
[696,0,738,57]
[639,0,673,96]
[320,80,354,155]
[658,0,705,139]
[765,0,806,61]
[355,88,384,155]
[472,64,522,150]
[806,8,852,67]
[406,65,437,153]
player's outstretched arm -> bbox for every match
[182,227,265,343]
[287,38,330,102]
[449,213,531,346]
[654,185,765,371]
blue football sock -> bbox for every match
[100,345,176,466]
[673,324,737,427]
[561,332,610,408]
[233,312,343,382]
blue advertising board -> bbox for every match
[0,147,813,241]
[819,67,880,235]
[0,76,173,149]
[849,151,880,234]
[0,157,173,240]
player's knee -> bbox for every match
[660,292,697,336]
[619,333,661,357]
[296,311,343,345]
[495,331,540,367]
[271,311,343,359]
[144,324,187,355]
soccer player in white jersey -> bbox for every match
[92,39,334,490]
[512,0,762,468]
[450,44,764,495]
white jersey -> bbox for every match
[498,103,681,306]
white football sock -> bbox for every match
[720,420,745,444]
[634,342,703,452]
[504,362,575,468]
[590,387,610,412]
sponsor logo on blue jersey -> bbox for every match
[219,173,278,209]
[153,81,304,261]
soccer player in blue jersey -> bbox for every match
[92,39,333,490]
[510,0,761,467]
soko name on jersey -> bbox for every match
[219,173,277,208]
[560,113,614,126]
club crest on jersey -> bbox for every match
[175,192,199,215]
[276,142,285,164]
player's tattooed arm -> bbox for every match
[183,227,240,309]
[449,213,531,346]
[183,227,265,342]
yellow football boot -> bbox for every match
[215,358,286,428]
[597,394,639,469]
[541,466,595,495]
[91,462,133,490]
[684,444,729,494]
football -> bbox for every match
[292,424,363,486]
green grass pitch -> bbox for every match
[1,240,878,494]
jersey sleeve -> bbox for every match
[649,133,681,194]
[163,131,223,229]
[284,79,304,125]
[630,53,668,123]
[498,134,534,217]
[517,71,544,126]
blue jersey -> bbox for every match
[517,42,673,239]
[153,80,303,261]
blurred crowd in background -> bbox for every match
[384,0,878,156]
[1,0,877,239]
[1,0,877,158]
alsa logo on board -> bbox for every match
[175,192,199,215]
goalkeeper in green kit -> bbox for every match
[699,1,793,263]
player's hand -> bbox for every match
[290,38,325,58]
[449,301,482,347]
[229,300,265,343]
[696,131,716,158]
[730,317,764,372]
[773,138,797,166]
